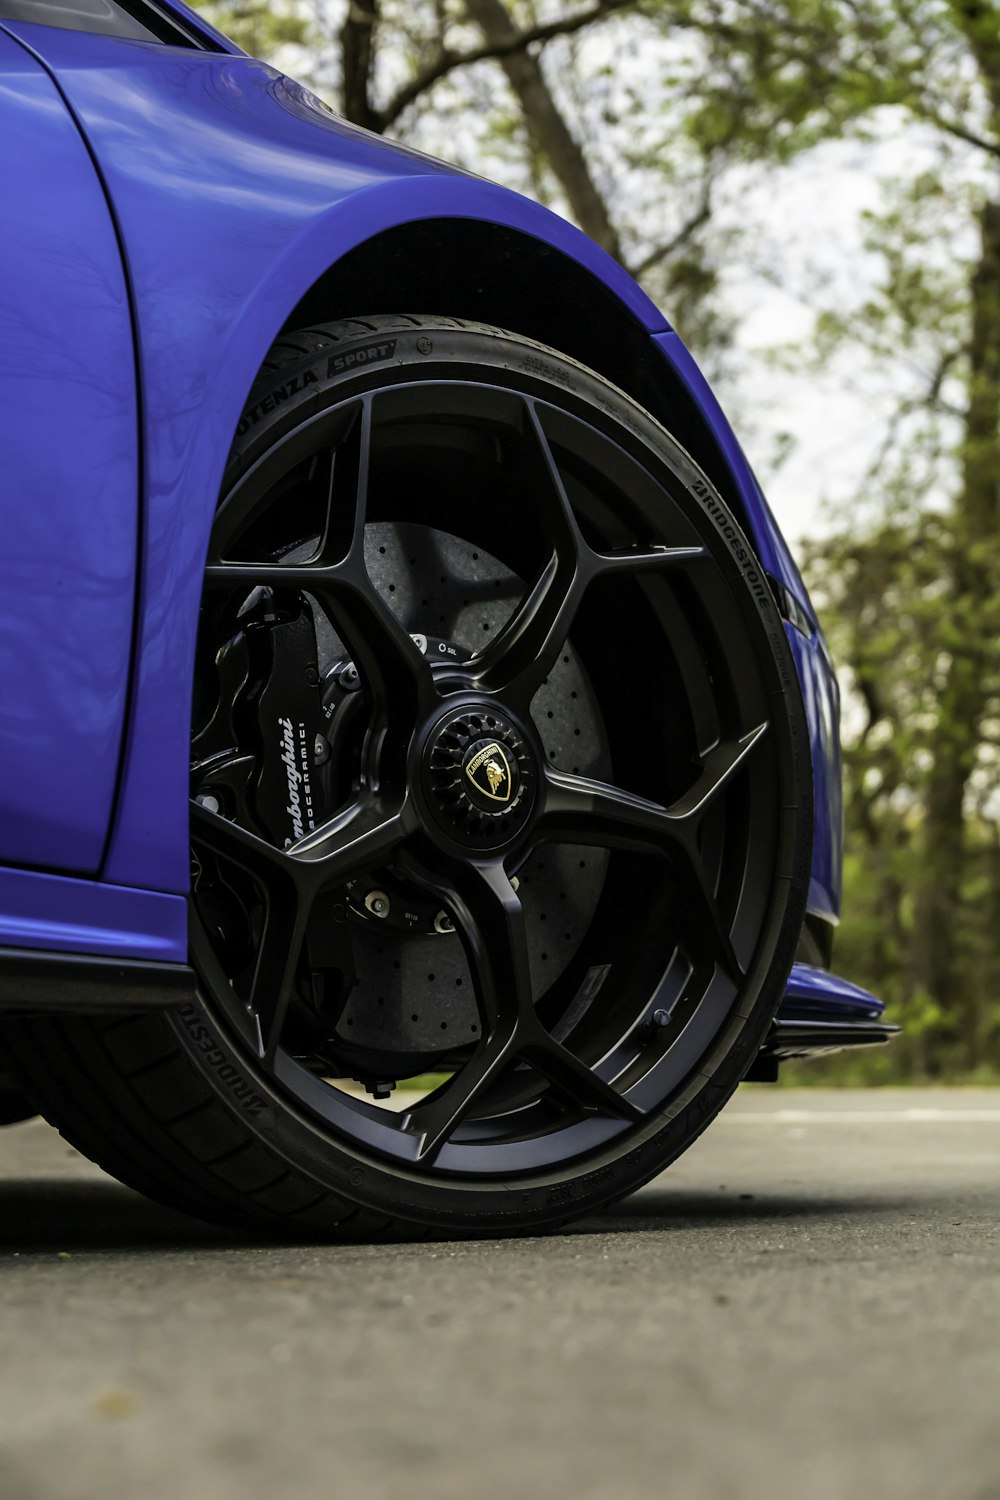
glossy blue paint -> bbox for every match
[786,625,843,923]
[0,29,137,873]
[0,15,849,995]
[0,863,186,960]
[785,962,884,1019]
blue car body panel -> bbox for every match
[783,963,884,1018]
[0,7,880,1034]
[0,29,137,874]
[0,863,185,961]
[785,627,842,924]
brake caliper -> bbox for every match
[250,608,329,848]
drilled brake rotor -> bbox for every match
[331,522,610,1061]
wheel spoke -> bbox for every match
[538,724,768,849]
[192,796,408,893]
[662,723,770,820]
[522,1032,645,1122]
[471,402,589,710]
[313,399,369,568]
[471,553,583,711]
[591,542,708,578]
[289,799,409,883]
[203,398,435,741]
[190,798,292,883]
[471,400,707,710]
[436,861,535,1036]
[396,859,533,1162]
[309,399,433,722]
[401,856,645,1156]
[249,887,312,1061]
[533,732,769,985]
[314,571,436,747]
[192,795,411,1062]
[538,771,675,852]
[405,1029,520,1163]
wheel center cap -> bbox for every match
[462,738,519,810]
[423,707,535,847]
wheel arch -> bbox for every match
[103,177,802,900]
[282,216,667,409]
[276,215,774,569]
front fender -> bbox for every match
[6,28,669,896]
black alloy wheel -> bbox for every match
[0,318,810,1237]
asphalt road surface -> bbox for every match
[2,1086,999,1500]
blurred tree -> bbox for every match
[200,0,311,55]
[775,1,1000,1072]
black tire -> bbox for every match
[2,316,811,1238]
[0,1069,34,1126]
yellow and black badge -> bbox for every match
[463,741,514,804]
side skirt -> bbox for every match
[0,947,196,1014]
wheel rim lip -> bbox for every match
[272,1043,629,1174]
[190,366,794,1178]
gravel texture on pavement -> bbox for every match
[1,1086,998,1500]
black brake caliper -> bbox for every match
[248,606,330,848]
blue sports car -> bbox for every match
[0,0,893,1235]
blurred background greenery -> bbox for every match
[192,0,1000,1080]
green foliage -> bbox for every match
[783,503,998,1081]
[197,1,311,58]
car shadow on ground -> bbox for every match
[574,1188,889,1236]
[0,1176,916,1254]
[0,1180,251,1253]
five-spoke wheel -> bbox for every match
[184,317,808,1210]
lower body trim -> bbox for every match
[0,946,196,1014]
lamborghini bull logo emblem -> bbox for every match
[464,742,514,803]
[485,759,506,795]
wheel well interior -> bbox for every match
[280,218,753,540]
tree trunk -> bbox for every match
[341,0,382,133]
[915,195,1000,1065]
[464,0,625,262]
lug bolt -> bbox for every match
[195,793,221,814]
[357,1077,396,1101]
[365,890,390,919]
[651,1008,671,1028]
